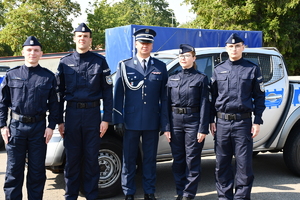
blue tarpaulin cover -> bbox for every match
[105,25,263,73]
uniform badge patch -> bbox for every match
[106,75,113,85]
[260,83,265,92]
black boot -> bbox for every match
[144,193,157,200]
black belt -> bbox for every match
[12,112,46,123]
[172,107,200,114]
[217,112,252,121]
[67,101,100,109]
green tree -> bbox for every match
[0,2,5,27]
[185,0,300,75]
[87,0,177,48]
[0,0,80,55]
[0,43,14,56]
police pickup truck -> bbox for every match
[45,47,300,198]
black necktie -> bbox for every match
[143,59,147,72]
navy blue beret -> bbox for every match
[179,44,195,54]
[225,33,244,44]
[74,23,91,33]
[134,28,156,43]
[22,36,42,48]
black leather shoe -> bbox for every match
[176,195,183,200]
[125,195,134,200]
[144,193,157,200]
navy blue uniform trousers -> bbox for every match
[122,130,159,195]
[170,112,204,199]
[64,106,101,200]
[4,119,47,200]
[215,118,253,200]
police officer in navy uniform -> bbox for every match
[0,36,59,200]
[164,44,210,200]
[113,28,169,200]
[57,23,113,200]
[210,33,265,200]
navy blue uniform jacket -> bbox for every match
[0,65,59,129]
[57,51,113,123]
[113,56,169,131]
[167,68,210,134]
[210,58,265,124]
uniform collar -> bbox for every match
[182,67,195,74]
[74,50,91,58]
[229,57,244,65]
[136,55,150,66]
[24,64,41,71]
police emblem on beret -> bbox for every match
[145,29,149,33]
[232,39,235,43]
[30,40,34,45]
[82,27,85,31]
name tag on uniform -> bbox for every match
[220,71,229,74]
[152,72,161,74]
[170,78,180,81]
[103,68,111,73]
[68,64,76,67]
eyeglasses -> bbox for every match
[179,54,193,59]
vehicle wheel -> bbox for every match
[97,137,123,198]
[252,151,259,157]
[283,127,300,176]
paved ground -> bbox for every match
[0,146,300,199]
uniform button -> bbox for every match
[144,78,147,80]
[144,94,147,96]
[144,102,147,104]
[145,86,147,88]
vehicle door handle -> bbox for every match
[265,94,283,101]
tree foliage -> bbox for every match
[0,43,14,56]
[0,0,81,55]
[0,2,5,27]
[87,0,177,48]
[184,0,300,75]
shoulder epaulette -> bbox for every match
[60,53,72,60]
[41,67,55,75]
[245,59,258,66]
[7,66,21,72]
[151,56,165,65]
[91,52,105,59]
[121,57,132,63]
[214,60,226,68]
[169,70,180,76]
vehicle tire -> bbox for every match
[283,127,300,176]
[97,137,123,198]
[252,151,259,157]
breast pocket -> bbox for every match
[189,81,201,101]
[167,80,179,88]
[8,80,24,103]
[88,66,101,88]
[64,67,76,92]
[38,82,52,105]
[149,74,162,81]
[216,74,228,92]
[241,73,254,92]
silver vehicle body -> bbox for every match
[45,47,300,198]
